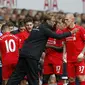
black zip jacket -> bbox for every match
[20,23,71,60]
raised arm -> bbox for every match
[43,25,78,39]
[46,44,63,52]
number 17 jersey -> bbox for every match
[0,32,20,66]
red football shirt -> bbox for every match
[15,30,30,49]
[45,29,63,64]
[0,32,20,66]
[63,25,85,62]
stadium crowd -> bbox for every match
[0,7,85,85]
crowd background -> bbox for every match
[0,7,85,29]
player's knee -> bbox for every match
[78,75,85,81]
[69,77,75,82]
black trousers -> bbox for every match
[6,56,39,85]
[0,67,2,85]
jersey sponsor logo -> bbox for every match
[47,39,56,45]
[66,36,76,41]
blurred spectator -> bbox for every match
[33,17,41,28]
[19,14,25,20]
[74,13,81,25]
[81,13,85,28]
[4,14,10,22]
[26,10,34,18]
[10,14,18,27]
[21,9,27,16]
[36,11,43,18]
[12,9,19,15]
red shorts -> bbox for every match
[2,64,16,80]
[43,62,63,75]
[67,60,85,78]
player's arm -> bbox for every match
[78,27,85,61]
[81,46,85,54]
[46,44,63,52]
[77,45,85,62]
[43,25,78,39]
[63,42,67,63]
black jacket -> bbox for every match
[20,23,71,60]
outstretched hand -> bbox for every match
[77,53,84,62]
[71,28,79,34]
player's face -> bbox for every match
[48,16,56,27]
[34,21,40,28]
[51,16,56,26]
[19,26,25,32]
[56,19,66,30]
[65,16,72,27]
[25,22,33,32]
[9,26,14,31]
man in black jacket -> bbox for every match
[6,15,78,85]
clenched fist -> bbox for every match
[77,53,84,62]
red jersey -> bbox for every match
[0,32,20,66]
[15,30,30,49]
[45,29,63,64]
[63,25,85,62]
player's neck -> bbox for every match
[69,23,75,29]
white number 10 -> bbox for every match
[5,39,16,53]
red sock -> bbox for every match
[69,82,75,85]
[57,82,63,85]
[80,81,85,85]
[57,81,63,85]
[42,84,48,85]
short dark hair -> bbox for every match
[33,17,40,22]
[24,17,33,24]
[6,21,14,27]
[1,23,9,33]
[1,22,14,33]
[42,14,51,22]
[18,19,25,28]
